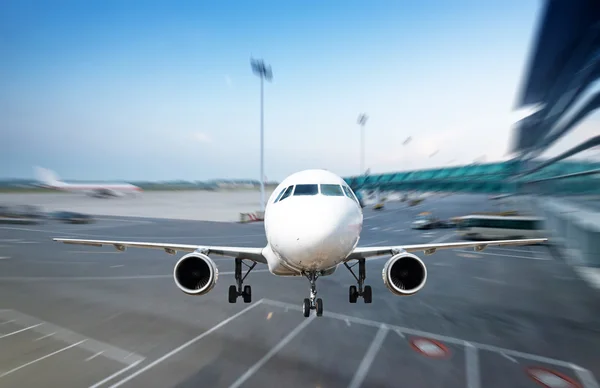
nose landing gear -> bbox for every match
[228,258,256,304]
[302,271,323,317]
[344,258,372,304]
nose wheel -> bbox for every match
[302,272,324,317]
[228,258,256,304]
[345,258,372,304]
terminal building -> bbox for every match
[343,0,600,268]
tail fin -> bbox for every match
[34,167,62,187]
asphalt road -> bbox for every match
[0,194,599,388]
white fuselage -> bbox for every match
[52,182,142,197]
[261,169,363,276]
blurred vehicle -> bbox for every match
[411,212,456,229]
[50,211,94,224]
[373,203,384,210]
[455,215,544,240]
[0,204,46,219]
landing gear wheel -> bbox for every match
[363,285,372,304]
[228,285,237,303]
[230,258,257,304]
[302,298,311,317]
[243,285,252,303]
[316,298,323,317]
[349,285,358,303]
[345,258,372,303]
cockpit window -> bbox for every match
[273,187,288,203]
[293,184,319,196]
[278,185,294,202]
[342,186,359,203]
[320,184,344,196]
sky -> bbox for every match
[1,0,547,182]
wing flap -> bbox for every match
[347,238,548,260]
[52,238,267,263]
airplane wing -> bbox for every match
[346,238,548,261]
[52,238,267,264]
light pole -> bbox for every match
[357,113,368,175]
[251,57,273,213]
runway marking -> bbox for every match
[0,239,23,242]
[572,364,600,388]
[501,352,518,363]
[429,233,454,244]
[0,257,10,260]
[110,265,125,268]
[455,250,549,261]
[360,240,389,247]
[34,332,56,341]
[0,319,15,325]
[347,324,389,388]
[89,360,143,388]
[261,299,589,370]
[15,241,39,244]
[85,350,105,361]
[0,340,86,379]
[0,269,270,282]
[0,323,44,339]
[465,342,481,388]
[394,328,405,338]
[458,253,480,259]
[67,251,123,254]
[107,300,264,388]
[473,277,506,285]
[228,315,316,388]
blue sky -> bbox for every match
[2,0,545,181]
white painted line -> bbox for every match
[15,241,39,244]
[500,352,518,363]
[0,323,43,339]
[88,360,143,388]
[85,351,104,361]
[110,265,124,268]
[394,328,405,338]
[344,319,351,327]
[0,269,270,282]
[455,250,549,261]
[573,267,600,290]
[429,233,454,244]
[360,240,389,247]
[261,299,576,369]
[348,324,389,388]
[35,332,56,341]
[473,277,506,285]
[465,342,480,388]
[0,340,86,379]
[572,364,600,388]
[393,229,405,232]
[108,300,264,388]
[67,251,123,254]
[0,239,22,242]
[488,247,531,254]
[0,257,10,260]
[228,315,316,388]
[0,319,15,325]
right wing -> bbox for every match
[52,238,267,264]
[346,238,548,261]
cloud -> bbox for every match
[224,75,233,88]
[192,132,211,144]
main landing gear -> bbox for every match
[344,258,372,304]
[302,272,324,318]
[228,258,256,304]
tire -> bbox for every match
[228,285,237,303]
[316,298,323,317]
[349,285,358,303]
[302,298,311,317]
[363,285,372,304]
[243,285,252,303]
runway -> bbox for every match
[0,194,599,388]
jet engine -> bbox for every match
[382,253,427,296]
[173,253,219,295]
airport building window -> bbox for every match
[320,184,344,196]
[279,185,294,202]
[293,184,319,196]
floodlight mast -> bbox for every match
[251,58,273,213]
[357,113,368,175]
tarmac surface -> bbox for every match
[0,194,599,388]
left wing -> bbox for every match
[346,238,548,261]
[52,238,267,264]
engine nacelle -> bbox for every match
[382,253,427,296]
[173,253,218,296]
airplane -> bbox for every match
[35,167,142,198]
[53,169,547,317]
